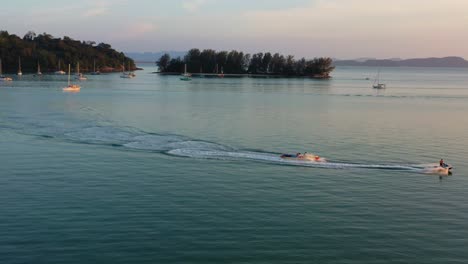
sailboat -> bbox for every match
[63,64,80,92]
[372,69,386,89]
[36,61,42,76]
[17,57,22,76]
[0,59,13,81]
[127,62,136,77]
[180,64,191,81]
[90,59,100,75]
[120,61,134,78]
[55,59,66,75]
[218,66,224,78]
[75,62,87,80]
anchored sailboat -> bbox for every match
[218,66,224,78]
[90,59,100,75]
[55,59,66,75]
[372,69,386,89]
[75,62,87,80]
[63,64,81,92]
[180,64,191,81]
[0,59,13,81]
[17,57,22,76]
[120,60,134,78]
[36,61,42,76]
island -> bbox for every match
[0,31,135,73]
[156,49,335,78]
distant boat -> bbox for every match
[372,69,386,89]
[75,62,87,81]
[90,59,100,75]
[218,66,224,78]
[63,64,80,92]
[128,62,136,77]
[180,64,191,81]
[55,59,66,75]
[0,59,13,81]
[36,61,42,76]
[120,61,134,78]
[17,57,22,76]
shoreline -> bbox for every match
[153,72,331,79]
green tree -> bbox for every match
[156,53,171,72]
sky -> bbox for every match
[1,0,468,59]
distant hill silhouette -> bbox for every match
[0,30,135,73]
[334,56,468,67]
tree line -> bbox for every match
[0,30,135,73]
[157,49,335,77]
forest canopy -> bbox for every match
[157,48,335,78]
[0,30,135,73]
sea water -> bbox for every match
[1,65,467,263]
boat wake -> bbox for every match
[10,121,449,175]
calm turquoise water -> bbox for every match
[1,65,467,263]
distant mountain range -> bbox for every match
[125,51,186,62]
[334,56,468,67]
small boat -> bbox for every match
[218,66,224,78]
[90,59,101,75]
[17,57,22,76]
[35,61,42,76]
[75,62,87,80]
[55,59,66,75]
[63,64,81,92]
[180,64,191,81]
[120,61,134,78]
[280,153,327,162]
[0,59,13,81]
[76,73,87,80]
[372,69,386,89]
[128,62,136,77]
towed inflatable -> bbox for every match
[280,153,327,162]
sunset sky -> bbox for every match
[2,0,467,59]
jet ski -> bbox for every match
[422,163,453,175]
[280,153,327,162]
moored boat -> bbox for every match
[0,59,13,81]
[372,69,386,89]
[63,64,81,92]
[17,57,22,76]
[55,59,66,75]
[180,64,191,81]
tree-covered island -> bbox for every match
[157,49,335,78]
[0,31,135,73]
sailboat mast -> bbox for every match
[68,64,71,85]
[93,59,96,72]
[18,57,21,72]
[373,69,380,85]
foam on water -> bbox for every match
[10,120,445,174]
[166,148,425,171]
